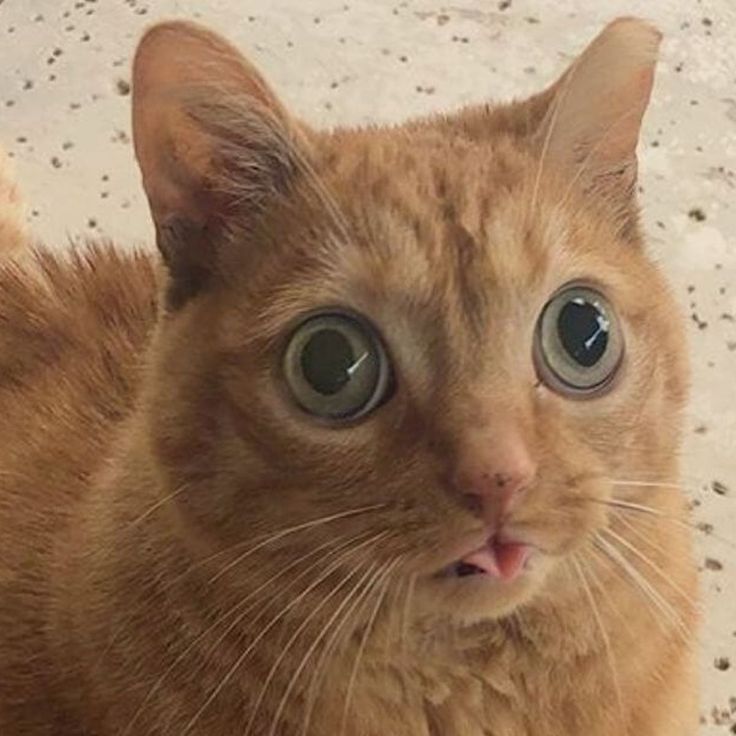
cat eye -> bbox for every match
[534,285,624,396]
[283,312,392,421]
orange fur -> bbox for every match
[0,18,698,736]
[0,145,27,259]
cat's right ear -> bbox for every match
[532,18,661,229]
[132,21,300,309]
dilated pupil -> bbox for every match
[301,329,355,395]
[557,300,609,367]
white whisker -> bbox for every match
[207,504,387,586]
[127,482,191,528]
[120,531,360,736]
[339,559,398,736]
[607,479,691,493]
[98,503,388,673]
[399,570,417,654]
[598,498,736,551]
[594,534,689,640]
[570,555,624,720]
[530,67,575,213]
[183,530,389,736]
[584,546,634,637]
[603,529,697,614]
[605,521,698,608]
[268,562,389,736]
[250,563,371,736]
[299,561,391,736]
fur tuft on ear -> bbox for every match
[132,21,301,308]
[535,17,661,230]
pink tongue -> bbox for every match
[461,541,529,582]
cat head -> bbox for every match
[131,18,688,626]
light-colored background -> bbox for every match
[1,0,735,730]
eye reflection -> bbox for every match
[557,297,611,368]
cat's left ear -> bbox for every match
[132,21,304,308]
[534,18,661,225]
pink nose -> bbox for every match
[451,431,536,525]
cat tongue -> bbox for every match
[461,540,530,582]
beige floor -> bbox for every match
[2,0,735,731]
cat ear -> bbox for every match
[132,21,299,308]
[535,18,661,220]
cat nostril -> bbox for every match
[477,471,513,491]
[460,471,528,499]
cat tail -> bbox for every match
[0,144,28,260]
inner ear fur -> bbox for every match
[535,18,661,225]
[132,21,302,308]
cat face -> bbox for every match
[133,19,688,627]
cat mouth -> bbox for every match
[437,536,532,583]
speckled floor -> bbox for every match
[1,0,735,731]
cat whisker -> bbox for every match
[96,503,388,676]
[609,510,729,647]
[607,476,734,504]
[611,511,679,567]
[604,471,712,486]
[582,547,634,638]
[384,572,407,657]
[606,478,705,493]
[269,561,395,736]
[530,61,577,213]
[339,560,397,736]
[207,503,388,586]
[127,482,191,528]
[120,530,363,736]
[599,498,676,516]
[601,527,698,610]
[569,555,624,721]
[299,559,394,736]
[593,533,690,641]
[245,546,386,736]
[594,498,736,551]
[399,570,417,655]
[183,530,390,736]
[264,563,380,736]
[591,535,672,637]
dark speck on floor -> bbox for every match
[689,207,707,222]
[712,480,730,496]
[714,656,731,671]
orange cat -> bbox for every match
[0,17,699,736]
